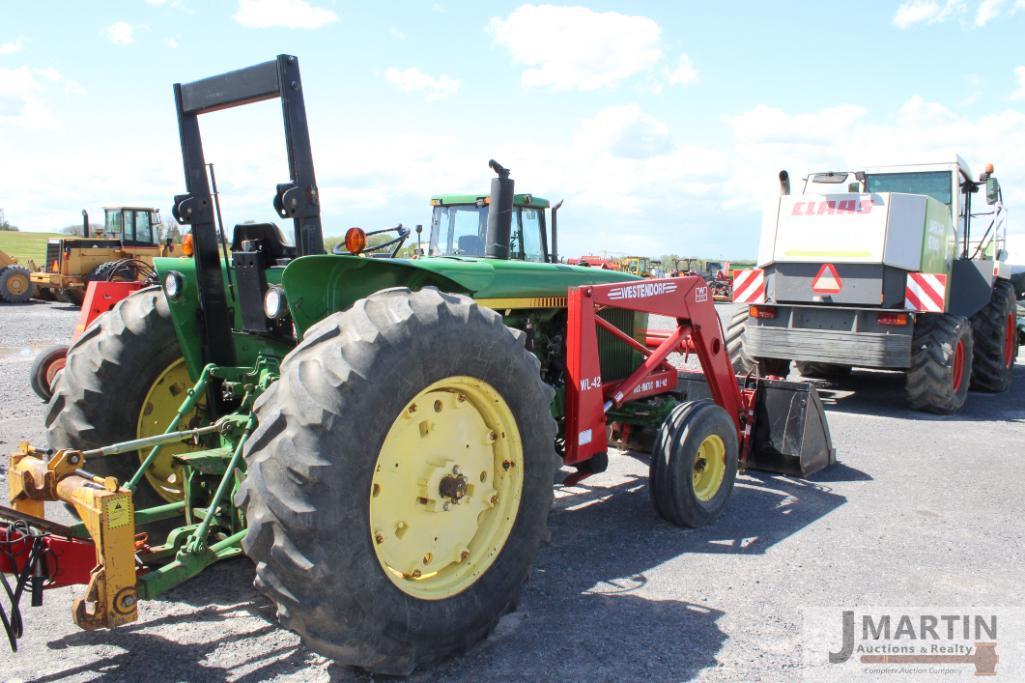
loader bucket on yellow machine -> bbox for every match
[675,371,836,476]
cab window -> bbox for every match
[518,208,544,262]
[105,209,123,236]
[135,210,154,243]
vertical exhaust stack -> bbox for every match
[485,159,513,260]
[779,170,791,196]
[550,199,563,263]
[82,210,89,237]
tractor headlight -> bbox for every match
[264,286,288,320]
[163,271,184,300]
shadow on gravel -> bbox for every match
[808,361,1025,423]
[34,458,856,681]
[424,462,854,680]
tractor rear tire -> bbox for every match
[0,265,34,303]
[725,306,789,377]
[46,287,199,514]
[795,361,852,379]
[650,400,738,528]
[237,287,558,675]
[969,279,1018,392]
[905,313,973,414]
[30,344,68,402]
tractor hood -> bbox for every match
[282,254,639,336]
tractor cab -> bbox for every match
[802,157,1006,263]
[100,207,163,245]
[429,193,559,262]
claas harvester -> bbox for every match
[1,56,835,674]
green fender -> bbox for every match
[281,255,638,337]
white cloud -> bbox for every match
[0,66,84,129]
[574,105,672,159]
[233,0,338,29]
[431,3,444,12]
[166,37,179,48]
[975,0,1007,24]
[384,67,460,101]
[0,37,26,56]
[893,0,965,27]
[487,4,662,91]
[104,21,136,46]
[1012,66,1025,99]
[664,54,699,86]
[390,27,406,40]
[147,0,187,8]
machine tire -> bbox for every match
[58,288,84,306]
[649,400,738,528]
[795,361,852,379]
[969,279,1018,392]
[0,265,34,303]
[88,260,138,282]
[725,306,789,376]
[905,313,973,414]
[45,287,196,513]
[29,344,68,401]
[238,287,558,675]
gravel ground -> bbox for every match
[1,299,1023,682]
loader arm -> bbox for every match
[565,277,749,465]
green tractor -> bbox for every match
[428,192,562,261]
[4,56,834,673]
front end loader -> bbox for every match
[2,55,835,673]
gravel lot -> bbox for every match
[1,299,1023,682]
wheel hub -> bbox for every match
[369,377,523,600]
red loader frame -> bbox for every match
[564,276,754,467]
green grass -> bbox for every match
[0,231,64,265]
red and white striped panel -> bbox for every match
[732,269,765,304]
[904,272,947,313]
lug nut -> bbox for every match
[488,431,497,442]
[423,553,432,565]
[460,550,470,562]
[375,533,384,544]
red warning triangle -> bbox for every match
[811,263,842,294]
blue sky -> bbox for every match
[2,0,1025,260]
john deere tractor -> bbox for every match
[429,192,562,261]
[4,56,834,673]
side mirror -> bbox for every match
[986,177,1000,205]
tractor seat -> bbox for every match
[456,234,484,256]
[231,223,296,261]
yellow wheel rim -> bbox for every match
[370,376,524,600]
[135,358,205,503]
[6,271,29,296]
[692,434,726,502]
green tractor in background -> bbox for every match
[14,55,833,673]
[428,192,563,261]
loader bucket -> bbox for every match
[675,371,836,476]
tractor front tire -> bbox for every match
[0,265,34,303]
[30,344,68,401]
[905,313,973,414]
[650,400,738,528]
[970,279,1018,392]
[725,306,789,377]
[88,260,138,283]
[238,287,558,675]
[46,287,202,512]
